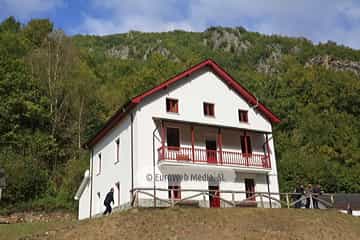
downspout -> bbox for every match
[264,133,273,208]
[89,148,94,218]
[130,113,134,206]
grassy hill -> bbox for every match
[2,208,360,240]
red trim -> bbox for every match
[218,128,223,164]
[84,59,280,148]
[158,146,270,169]
[161,121,165,158]
[191,126,195,163]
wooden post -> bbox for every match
[191,126,195,162]
[218,128,223,164]
[286,193,290,208]
[171,190,174,208]
[260,194,264,208]
[232,192,235,207]
[161,121,165,159]
[202,192,207,207]
[136,190,139,207]
[244,130,249,166]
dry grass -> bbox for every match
[21,208,360,240]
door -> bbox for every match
[245,179,255,201]
[209,185,220,208]
[240,136,252,154]
[206,140,217,164]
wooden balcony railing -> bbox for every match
[158,146,271,169]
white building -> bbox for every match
[75,59,281,220]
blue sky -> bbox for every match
[1,0,360,49]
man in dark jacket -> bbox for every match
[312,184,321,209]
[103,188,114,215]
[294,184,304,208]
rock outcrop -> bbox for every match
[306,55,360,76]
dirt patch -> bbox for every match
[29,208,360,240]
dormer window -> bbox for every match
[203,102,215,117]
[239,110,248,123]
[166,98,178,113]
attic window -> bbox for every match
[239,110,248,123]
[166,98,178,113]
[203,103,215,117]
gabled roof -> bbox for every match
[84,59,280,148]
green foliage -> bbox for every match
[1,17,360,212]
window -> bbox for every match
[203,102,215,116]
[97,153,102,175]
[167,128,180,148]
[168,184,181,200]
[239,110,248,123]
[240,136,252,154]
[115,182,120,206]
[166,98,178,113]
[115,138,120,163]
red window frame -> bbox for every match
[239,110,248,123]
[203,102,215,117]
[166,98,178,113]
[168,185,181,200]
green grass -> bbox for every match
[0,220,73,240]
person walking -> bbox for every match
[294,184,304,208]
[103,188,115,216]
[312,184,321,209]
[305,184,312,208]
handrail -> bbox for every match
[131,187,340,209]
[158,146,271,169]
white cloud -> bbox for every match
[77,0,360,49]
[0,0,63,19]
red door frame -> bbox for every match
[209,185,220,208]
[206,140,217,164]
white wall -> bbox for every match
[89,115,133,217]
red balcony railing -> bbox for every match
[158,146,271,169]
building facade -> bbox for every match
[75,59,281,220]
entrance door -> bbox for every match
[206,140,217,164]
[208,185,220,208]
[245,179,255,201]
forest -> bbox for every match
[0,17,360,211]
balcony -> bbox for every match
[158,146,271,169]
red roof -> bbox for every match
[84,59,280,148]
